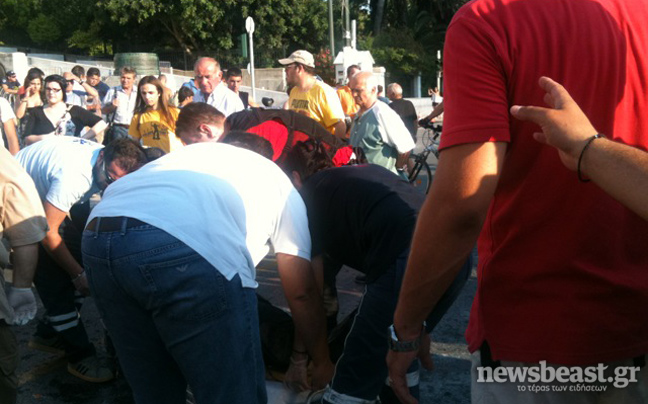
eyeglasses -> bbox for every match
[67,80,75,85]
[45,87,62,93]
[284,64,297,71]
[102,160,116,185]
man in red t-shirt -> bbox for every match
[387,0,648,402]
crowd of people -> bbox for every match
[2,0,648,402]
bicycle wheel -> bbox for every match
[409,160,433,194]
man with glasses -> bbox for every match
[16,137,148,383]
[192,57,244,117]
[279,50,346,138]
[102,67,138,141]
[63,71,99,107]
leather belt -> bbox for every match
[85,217,149,232]
[113,123,129,128]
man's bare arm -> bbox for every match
[387,141,506,404]
[276,253,334,389]
[3,120,19,155]
[42,202,89,295]
[11,244,39,288]
[333,120,347,138]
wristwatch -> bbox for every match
[79,80,85,85]
[388,324,422,352]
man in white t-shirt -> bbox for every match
[0,97,19,155]
[192,57,244,117]
[82,122,333,402]
[16,137,148,383]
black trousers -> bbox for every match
[33,203,95,363]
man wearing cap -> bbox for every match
[1,72,20,98]
[279,50,346,138]
[192,57,244,117]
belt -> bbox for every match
[85,217,149,232]
[113,123,129,128]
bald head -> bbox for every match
[386,83,403,101]
[194,57,222,96]
[63,72,75,92]
[350,71,378,111]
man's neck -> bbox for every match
[298,75,317,92]
[359,100,377,114]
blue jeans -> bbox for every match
[324,251,473,403]
[82,220,266,404]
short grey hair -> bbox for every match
[387,83,402,97]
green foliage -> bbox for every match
[28,14,62,45]
[366,27,428,76]
[68,24,112,56]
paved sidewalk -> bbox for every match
[9,249,475,403]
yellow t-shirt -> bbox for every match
[129,108,182,153]
[288,81,344,134]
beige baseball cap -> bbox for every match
[278,50,315,68]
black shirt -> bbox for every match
[389,98,417,139]
[300,164,425,282]
[239,91,250,109]
[92,81,111,101]
[24,105,102,138]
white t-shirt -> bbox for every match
[193,83,245,117]
[0,97,16,123]
[16,137,102,212]
[88,142,311,289]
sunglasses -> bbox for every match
[102,160,116,185]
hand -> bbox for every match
[7,287,37,325]
[311,357,334,391]
[284,355,310,392]
[72,272,91,296]
[510,76,598,171]
[386,333,434,404]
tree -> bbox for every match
[27,14,62,45]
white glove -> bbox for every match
[7,287,37,325]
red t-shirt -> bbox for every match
[441,0,648,365]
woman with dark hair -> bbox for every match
[129,75,182,153]
[15,70,44,119]
[22,75,106,145]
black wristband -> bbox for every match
[577,134,605,182]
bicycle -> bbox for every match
[408,120,442,194]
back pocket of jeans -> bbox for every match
[140,253,228,322]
